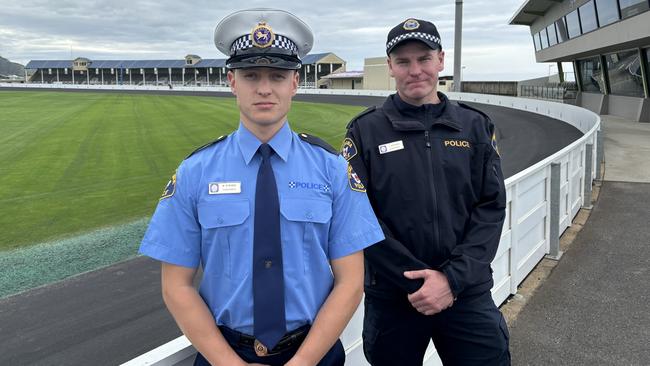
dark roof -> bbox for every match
[25,60,72,69]
[25,59,227,69]
[25,53,340,70]
[302,53,335,64]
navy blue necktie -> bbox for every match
[253,143,286,349]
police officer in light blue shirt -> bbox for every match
[139,8,384,366]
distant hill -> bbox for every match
[0,56,24,77]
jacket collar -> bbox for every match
[382,92,463,132]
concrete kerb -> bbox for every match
[500,164,604,325]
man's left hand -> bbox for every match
[403,269,454,315]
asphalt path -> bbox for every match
[510,181,650,365]
[0,88,582,365]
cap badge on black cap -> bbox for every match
[255,57,271,65]
[251,22,275,48]
[403,19,420,31]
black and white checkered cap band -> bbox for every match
[230,34,299,54]
[386,32,441,51]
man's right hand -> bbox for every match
[403,269,454,315]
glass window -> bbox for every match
[566,10,581,39]
[596,0,620,26]
[540,27,549,49]
[533,33,541,51]
[619,0,650,19]
[555,18,569,43]
[547,24,558,46]
[579,1,598,33]
[578,56,606,93]
[605,50,645,97]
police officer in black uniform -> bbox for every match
[343,18,510,365]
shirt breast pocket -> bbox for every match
[280,198,332,274]
[197,199,251,280]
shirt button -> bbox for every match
[217,217,224,224]
[265,260,273,268]
[306,212,313,220]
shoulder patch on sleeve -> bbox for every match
[160,172,176,200]
[340,137,358,161]
[185,134,228,160]
[491,131,501,157]
[298,133,338,155]
[346,105,377,129]
[457,102,491,122]
[347,164,366,192]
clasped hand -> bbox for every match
[403,269,454,315]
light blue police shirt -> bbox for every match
[140,121,384,335]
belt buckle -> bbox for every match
[254,339,269,357]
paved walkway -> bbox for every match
[509,115,650,365]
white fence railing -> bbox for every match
[0,84,600,366]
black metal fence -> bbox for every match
[519,82,578,101]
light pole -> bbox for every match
[460,65,466,91]
[453,0,463,92]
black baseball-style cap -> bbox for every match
[386,18,442,55]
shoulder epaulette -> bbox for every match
[185,134,228,159]
[298,133,338,155]
[457,101,491,121]
[346,105,377,129]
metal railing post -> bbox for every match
[547,162,563,260]
[596,130,604,180]
[583,143,594,209]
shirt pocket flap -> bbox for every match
[281,198,332,224]
[197,200,250,228]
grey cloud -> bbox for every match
[0,0,547,80]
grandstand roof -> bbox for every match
[301,53,333,64]
[25,53,338,70]
[24,59,227,69]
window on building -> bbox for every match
[578,56,606,93]
[187,59,193,65]
[555,18,569,43]
[566,10,581,39]
[605,50,645,97]
[533,33,541,51]
[596,0,620,26]
[619,0,650,19]
[547,24,558,46]
[579,1,599,33]
[540,27,549,49]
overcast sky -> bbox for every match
[0,0,564,81]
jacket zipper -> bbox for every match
[424,131,440,258]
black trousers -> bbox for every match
[363,291,510,366]
[194,325,345,366]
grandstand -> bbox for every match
[24,53,346,88]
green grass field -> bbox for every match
[0,91,363,252]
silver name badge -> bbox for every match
[378,140,405,154]
[208,182,242,195]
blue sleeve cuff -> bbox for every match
[139,240,200,268]
[329,228,384,260]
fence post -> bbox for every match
[596,130,604,180]
[547,162,563,260]
[583,143,594,209]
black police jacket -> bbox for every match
[343,92,506,300]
